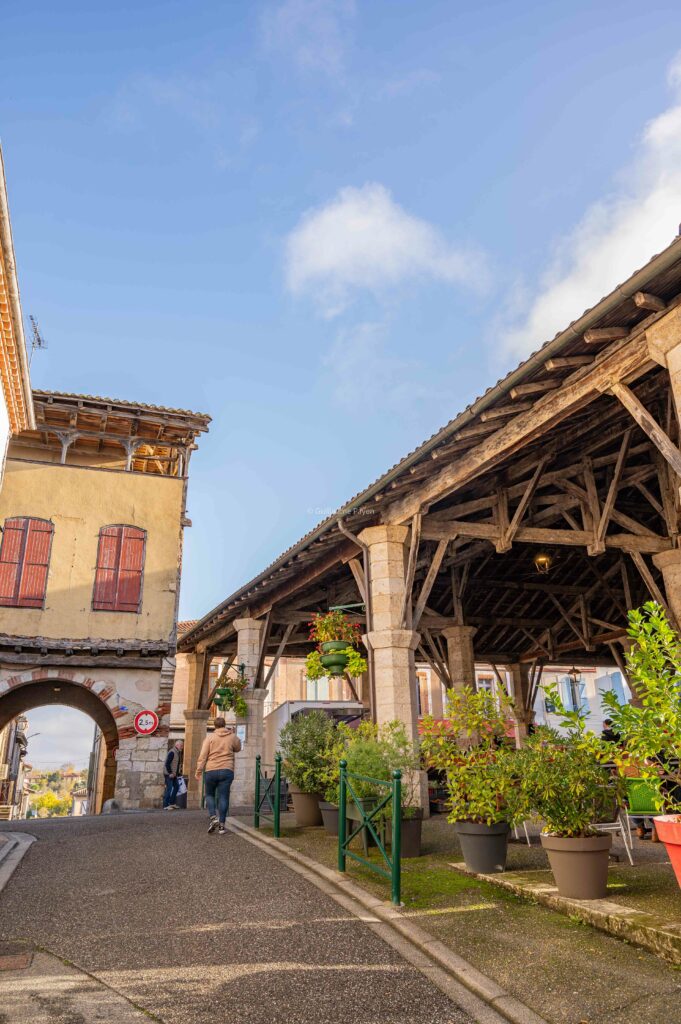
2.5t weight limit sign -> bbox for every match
[134,710,159,736]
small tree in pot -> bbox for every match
[520,689,619,899]
[279,710,335,826]
[602,602,681,886]
[421,687,525,873]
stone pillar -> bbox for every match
[229,617,265,812]
[652,549,681,629]
[184,709,209,808]
[442,625,477,692]
[360,524,428,812]
[101,752,117,807]
[509,662,533,742]
[647,306,681,430]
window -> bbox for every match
[92,525,146,613]
[0,517,54,608]
[306,677,329,701]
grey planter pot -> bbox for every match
[540,832,612,899]
[455,821,510,873]
[320,801,340,835]
[290,788,323,827]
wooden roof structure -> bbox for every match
[180,232,681,683]
[12,390,211,476]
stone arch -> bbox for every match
[0,670,124,807]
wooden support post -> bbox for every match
[400,513,422,628]
[412,539,449,629]
[611,381,681,481]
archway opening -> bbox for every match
[0,680,119,815]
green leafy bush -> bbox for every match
[420,687,525,826]
[305,610,368,680]
[279,710,336,794]
[519,684,619,837]
[602,602,681,815]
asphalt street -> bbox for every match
[0,812,477,1024]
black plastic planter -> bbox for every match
[455,821,510,873]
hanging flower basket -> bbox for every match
[213,665,249,717]
[305,611,367,680]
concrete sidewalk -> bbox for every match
[0,812,485,1024]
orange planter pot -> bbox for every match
[654,815,681,886]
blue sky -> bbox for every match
[4,0,681,644]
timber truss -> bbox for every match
[180,235,681,696]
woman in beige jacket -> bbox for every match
[195,717,242,834]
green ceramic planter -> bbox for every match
[319,640,349,677]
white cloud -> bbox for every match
[285,182,488,315]
[501,50,681,361]
[323,321,427,411]
[24,706,95,769]
[260,0,354,77]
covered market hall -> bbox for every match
[179,231,681,812]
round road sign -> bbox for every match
[134,710,159,736]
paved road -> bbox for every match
[0,812,476,1024]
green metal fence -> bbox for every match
[254,754,282,837]
[338,758,402,905]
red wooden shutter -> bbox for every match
[117,527,145,612]
[17,519,54,608]
[0,518,27,606]
[93,525,145,612]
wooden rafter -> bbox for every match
[413,539,449,628]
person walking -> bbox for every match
[163,739,184,810]
[195,717,242,835]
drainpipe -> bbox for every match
[337,519,376,723]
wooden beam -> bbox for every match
[347,557,367,604]
[254,609,273,688]
[400,513,422,628]
[480,402,533,421]
[629,551,676,628]
[548,593,588,648]
[387,333,650,524]
[634,291,665,313]
[420,517,670,552]
[544,356,595,370]
[498,457,547,552]
[422,628,453,686]
[509,379,560,399]
[263,623,296,689]
[595,427,632,547]
[417,643,450,687]
[610,381,681,480]
[413,539,449,628]
[584,327,628,344]
[581,456,601,552]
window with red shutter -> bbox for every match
[0,517,54,608]
[92,525,146,613]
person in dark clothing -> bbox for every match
[601,719,621,744]
[163,740,184,809]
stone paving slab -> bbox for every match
[451,862,681,966]
[0,948,152,1022]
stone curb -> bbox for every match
[451,861,681,967]
[227,818,548,1024]
[0,833,36,895]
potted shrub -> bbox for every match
[318,725,351,835]
[421,687,524,873]
[520,691,619,899]
[602,602,681,887]
[279,710,335,826]
[338,721,424,856]
[306,610,368,680]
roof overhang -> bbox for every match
[0,146,34,434]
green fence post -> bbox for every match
[274,753,282,838]
[254,754,261,829]
[338,759,347,873]
[391,769,402,906]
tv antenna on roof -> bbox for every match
[28,316,47,366]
